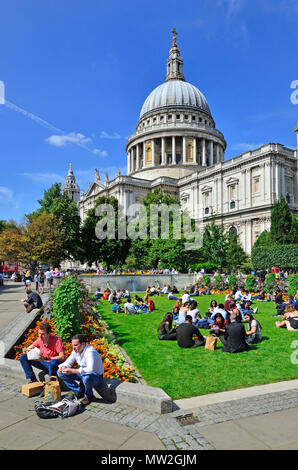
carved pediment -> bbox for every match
[226,177,239,186]
[201,185,212,193]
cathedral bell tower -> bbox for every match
[63,163,80,203]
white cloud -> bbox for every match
[93,148,108,157]
[46,132,92,148]
[99,131,121,139]
[0,186,20,209]
[0,186,13,201]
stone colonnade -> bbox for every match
[127,136,224,173]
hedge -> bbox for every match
[251,244,298,270]
[288,274,298,296]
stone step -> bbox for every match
[0,358,173,414]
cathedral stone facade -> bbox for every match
[65,33,298,256]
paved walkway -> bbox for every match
[1,281,298,450]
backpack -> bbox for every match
[34,396,81,419]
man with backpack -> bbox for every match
[57,333,105,406]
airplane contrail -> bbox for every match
[4,99,64,134]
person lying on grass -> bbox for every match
[275,305,298,331]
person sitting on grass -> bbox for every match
[188,300,202,327]
[103,289,110,300]
[111,299,123,313]
[144,295,155,312]
[177,301,190,325]
[137,299,150,314]
[219,312,250,353]
[176,315,206,348]
[209,313,227,337]
[244,312,262,344]
[124,297,138,315]
[172,299,182,321]
[275,305,298,331]
[134,295,143,305]
[157,312,177,341]
[206,299,218,318]
[94,288,103,300]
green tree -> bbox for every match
[225,234,248,271]
[124,188,200,271]
[270,196,295,245]
[27,183,81,261]
[202,222,229,270]
[78,196,131,269]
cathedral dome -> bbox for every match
[140,80,211,119]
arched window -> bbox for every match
[229,226,237,240]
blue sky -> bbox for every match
[0,0,297,222]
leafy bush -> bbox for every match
[203,274,211,286]
[265,273,277,294]
[228,273,237,290]
[52,275,84,341]
[245,275,256,292]
[214,274,223,290]
[288,274,298,297]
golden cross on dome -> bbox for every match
[171,28,178,47]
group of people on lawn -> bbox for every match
[158,289,262,352]
[19,283,298,404]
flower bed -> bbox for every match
[13,290,137,383]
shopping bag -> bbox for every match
[44,376,61,402]
[205,335,218,351]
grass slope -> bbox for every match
[98,294,298,400]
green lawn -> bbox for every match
[97,293,298,400]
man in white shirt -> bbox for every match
[181,290,190,305]
[58,334,105,405]
[124,298,138,315]
[45,269,52,290]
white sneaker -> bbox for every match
[253,307,258,314]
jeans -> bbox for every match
[168,294,180,301]
[57,370,104,399]
[19,354,62,381]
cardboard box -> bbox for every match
[21,381,44,397]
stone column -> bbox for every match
[280,164,285,197]
[172,136,176,164]
[182,136,186,163]
[202,139,207,166]
[161,137,165,165]
[127,149,131,174]
[216,144,220,164]
[136,144,140,170]
[246,168,251,207]
[275,163,280,199]
[193,137,197,164]
[143,142,146,168]
[209,141,214,166]
[152,139,155,166]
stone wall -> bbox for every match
[53,273,203,293]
